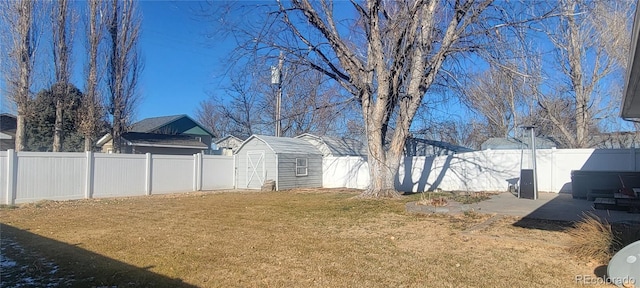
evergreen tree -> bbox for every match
[26,83,84,152]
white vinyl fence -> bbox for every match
[4,148,640,204]
[323,148,640,193]
[1,150,234,204]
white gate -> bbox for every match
[246,151,265,189]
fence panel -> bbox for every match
[322,156,369,189]
[151,155,194,194]
[1,152,7,204]
[93,153,146,198]
[14,152,86,203]
[397,151,522,193]
[202,155,234,190]
[326,149,640,193]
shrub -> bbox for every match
[417,192,448,206]
[567,213,615,264]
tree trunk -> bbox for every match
[84,135,93,152]
[359,112,403,198]
[360,154,402,198]
[12,0,34,152]
[112,109,122,153]
[53,98,64,152]
[15,113,26,151]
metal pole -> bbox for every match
[530,127,538,200]
[275,52,284,137]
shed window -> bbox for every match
[296,158,308,176]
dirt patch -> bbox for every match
[0,189,611,287]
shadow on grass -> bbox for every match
[1,224,196,288]
[511,218,575,232]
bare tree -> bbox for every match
[106,0,142,153]
[259,65,343,137]
[536,0,631,148]
[195,95,227,139]
[196,61,345,139]
[51,0,74,152]
[261,0,547,197]
[414,119,486,150]
[1,0,38,151]
[79,0,106,151]
[201,71,263,139]
[462,62,527,138]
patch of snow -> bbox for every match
[1,236,75,287]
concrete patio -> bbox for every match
[471,192,640,223]
[407,192,640,224]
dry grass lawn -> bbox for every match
[0,189,611,287]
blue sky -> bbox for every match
[135,1,229,120]
[0,1,230,121]
[0,1,634,134]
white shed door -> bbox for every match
[246,151,265,189]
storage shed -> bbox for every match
[235,135,323,190]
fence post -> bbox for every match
[197,153,203,191]
[193,153,200,191]
[5,149,16,205]
[85,151,94,199]
[145,153,152,195]
[550,148,555,193]
[232,154,238,189]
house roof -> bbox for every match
[622,4,640,118]
[0,113,17,136]
[130,114,214,137]
[481,137,557,150]
[122,132,208,149]
[130,115,184,132]
[214,135,243,147]
[0,131,13,140]
[407,138,474,154]
[296,133,368,156]
[236,135,322,155]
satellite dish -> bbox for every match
[608,240,640,287]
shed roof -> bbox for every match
[296,133,367,156]
[236,135,322,155]
[481,137,557,150]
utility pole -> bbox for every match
[271,52,284,137]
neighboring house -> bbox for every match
[234,135,323,190]
[213,135,243,156]
[0,113,16,151]
[97,114,214,155]
[622,5,640,119]
[97,132,209,155]
[481,137,557,150]
[405,137,474,157]
[296,133,368,157]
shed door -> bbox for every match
[246,151,265,189]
